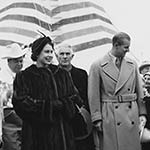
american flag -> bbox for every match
[0,0,117,51]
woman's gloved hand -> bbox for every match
[52,100,64,111]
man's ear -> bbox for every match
[114,43,120,49]
[71,54,74,60]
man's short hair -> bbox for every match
[55,43,74,55]
[112,32,131,46]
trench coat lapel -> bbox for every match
[101,53,119,82]
[115,58,133,94]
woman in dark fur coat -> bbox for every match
[12,36,82,150]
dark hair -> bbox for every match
[112,32,131,46]
[31,36,54,61]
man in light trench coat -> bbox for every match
[88,32,146,150]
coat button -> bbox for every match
[117,122,121,126]
[115,106,118,109]
[128,105,131,109]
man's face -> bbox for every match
[144,74,150,88]
[141,66,150,75]
[8,56,24,73]
[115,39,130,58]
[56,47,74,67]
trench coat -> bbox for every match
[12,64,81,150]
[88,53,146,150]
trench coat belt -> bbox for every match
[102,93,137,103]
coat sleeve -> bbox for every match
[12,71,66,124]
[12,72,41,122]
[88,62,102,123]
[81,71,89,112]
[0,82,3,140]
[135,63,146,115]
[54,68,82,119]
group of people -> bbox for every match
[0,32,149,150]
[139,61,150,150]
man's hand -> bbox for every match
[139,115,147,128]
[139,115,147,138]
[0,136,3,148]
[93,120,103,132]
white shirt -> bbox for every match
[109,52,118,65]
[0,63,15,85]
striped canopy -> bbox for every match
[0,0,117,50]
[0,0,118,70]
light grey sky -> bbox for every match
[103,0,150,63]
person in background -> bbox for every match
[0,43,27,150]
[140,72,150,149]
[139,61,150,75]
[12,36,82,150]
[0,82,3,149]
[88,32,146,150]
[55,43,95,150]
[139,61,150,149]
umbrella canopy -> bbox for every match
[0,0,118,71]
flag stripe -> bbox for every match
[52,13,112,31]
[0,2,106,20]
[0,32,34,45]
[0,2,51,17]
[52,19,116,36]
[0,8,52,26]
[73,37,111,52]
[57,31,112,46]
[0,14,51,30]
[0,20,50,38]
[0,27,38,37]
[0,40,22,46]
[54,25,116,44]
[0,0,117,54]
[51,1,105,17]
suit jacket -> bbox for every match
[70,65,89,111]
[88,52,146,150]
[70,65,95,150]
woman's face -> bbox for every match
[37,43,54,67]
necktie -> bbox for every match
[115,57,121,70]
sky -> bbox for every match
[103,0,150,64]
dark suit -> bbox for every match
[70,65,95,150]
[70,66,89,111]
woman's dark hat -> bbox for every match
[31,36,53,61]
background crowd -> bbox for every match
[0,32,150,150]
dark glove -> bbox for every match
[61,97,76,120]
[0,138,3,148]
[52,100,64,112]
[69,94,83,107]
